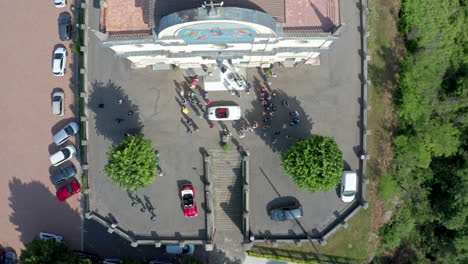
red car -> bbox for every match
[56,181,81,201]
[181,185,198,217]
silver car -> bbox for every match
[53,122,79,145]
[269,202,303,222]
[50,165,76,185]
[52,91,65,116]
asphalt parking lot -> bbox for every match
[0,0,81,253]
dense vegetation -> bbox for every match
[20,239,91,264]
[376,0,467,263]
[103,134,158,192]
[281,136,343,193]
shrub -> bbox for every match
[281,136,343,193]
[102,134,158,191]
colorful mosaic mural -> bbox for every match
[177,23,256,43]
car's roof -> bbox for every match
[342,171,357,190]
[50,150,66,163]
[53,58,62,72]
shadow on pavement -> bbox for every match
[8,178,81,248]
[219,166,243,232]
[88,80,143,145]
[244,81,313,153]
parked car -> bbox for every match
[54,0,66,8]
[207,105,241,121]
[56,181,81,201]
[0,248,5,264]
[73,251,100,264]
[340,171,357,202]
[52,91,65,116]
[181,185,198,217]
[53,122,79,145]
[269,202,303,222]
[50,165,76,185]
[101,258,122,264]
[58,13,72,41]
[50,145,76,166]
[148,260,174,264]
[39,232,63,243]
[52,47,67,76]
[5,251,16,264]
[165,244,195,256]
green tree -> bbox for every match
[20,239,91,264]
[281,136,343,193]
[102,134,158,191]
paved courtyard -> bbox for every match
[86,54,360,241]
[84,0,362,255]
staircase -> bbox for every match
[210,150,243,231]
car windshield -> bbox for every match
[66,185,73,194]
[215,108,229,118]
[53,96,62,102]
[343,190,356,196]
[64,125,74,135]
[54,53,63,59]
[62,148,71,157]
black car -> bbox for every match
[269,202,303,222]
[58,12,72,41]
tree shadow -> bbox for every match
[203,246,243,264]
[8,178,81,248]
[244,89,313,153]
[368,41,403,98]
[88,80,144,144]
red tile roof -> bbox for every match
[284,0,339,32]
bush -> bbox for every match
[222,143,229,151]
[281,136,343,193]
[20,239,90,264]
[102,134,158,191]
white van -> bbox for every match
[340,171,357,202]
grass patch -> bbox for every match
[252,207,375,264]
[248,251,319,264]
[318,209,374,263]
[78,8,84,25]
[378,174,400,208]
[71,36,84,56]
[81,168,88,190]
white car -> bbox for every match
[101,259,122,264]
[53,122,79,145]
[52,91,65,116]
[52,47,67,76]
[39,232,63,243]
[340,171,357,202]
[50,145,76,166]
[54,0,66,8]
[207,105,241,121]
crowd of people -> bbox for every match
[178,70,301,146]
